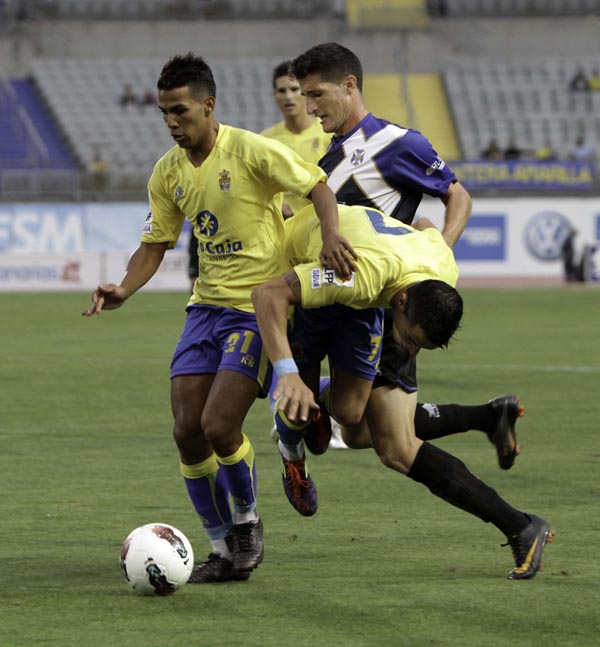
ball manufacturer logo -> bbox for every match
[151,524,189,560]
[523,211,573,261]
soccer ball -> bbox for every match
[119,523,194,595]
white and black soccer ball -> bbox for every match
[120,523,194,595]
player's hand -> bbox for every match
[82,283,128,316]
[273,373,319,423]
[320,234,358,280]
[282,203,294,220]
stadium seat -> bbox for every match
[31,57,281,172]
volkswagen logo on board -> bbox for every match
[523,211,573,261]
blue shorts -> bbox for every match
[290,304,384,381]
[170,305,272,397]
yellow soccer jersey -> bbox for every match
[285,205,458,310]
[144,124,326,312]
[261,120,331,215]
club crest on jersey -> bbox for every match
[351,148,365,167]
[218,169,231,191]
[142,211,153,234]
[311,268,355,289]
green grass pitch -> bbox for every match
[1,287,599,646]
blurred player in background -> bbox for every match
[272,42,523,505]
[83,52,356,584]
[261,60,331,219]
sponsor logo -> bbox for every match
[312,138,320,150]
[218,169,231,191]
[311,268,321,288]
[175,185,185,199]
[197,210,219,237]
[60,260,81,283]
[454,215,506,261]
[197,239,243,256]
[351,148,365,166]
[0,259,83,283]
[308,268,356,287]
[323,268,355,286]
[426,156,446,176]
[523,211,573,261]
[142,211,153,234]
[0,208,84,252]
[241,355,255,367]
[421,403,440,418]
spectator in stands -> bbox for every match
[588,68,600,92]
[261,61,331,219]
[568,134,596,164]
[139,89,156,110]
[481,138,503,160]
[568,67,590,92]
[88,145,110,191]
[534,138,557,161]
[119,83,138,108]
[503,138,523,160]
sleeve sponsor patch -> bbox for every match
[142,211,153,233]
[311,268,355,288]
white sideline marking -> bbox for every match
[436,363,600,374]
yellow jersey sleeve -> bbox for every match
[143,153,186,249]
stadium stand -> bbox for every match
[31,57,281,178]
[444,56,600,159]
[346,0,430,28]
[427,0,600,17]
[17,0,344,20]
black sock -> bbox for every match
[414,403,496,441]
[407,443,528,536]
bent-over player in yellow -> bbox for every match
[252,204,554,581]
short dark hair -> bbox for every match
[405,280,463,348]
[272,60,293,88]
[157,53,217,99]
[290,43,363,92]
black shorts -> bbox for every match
[373,309,417,393]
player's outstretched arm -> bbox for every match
[440,181,472,248]
[82,241,169,316]
[308,181,358,280]
[251,271,318,422]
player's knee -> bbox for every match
[377,452,412,475]
[341,426,372,449]
[330,401,365,428]
[376,438,422,475]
